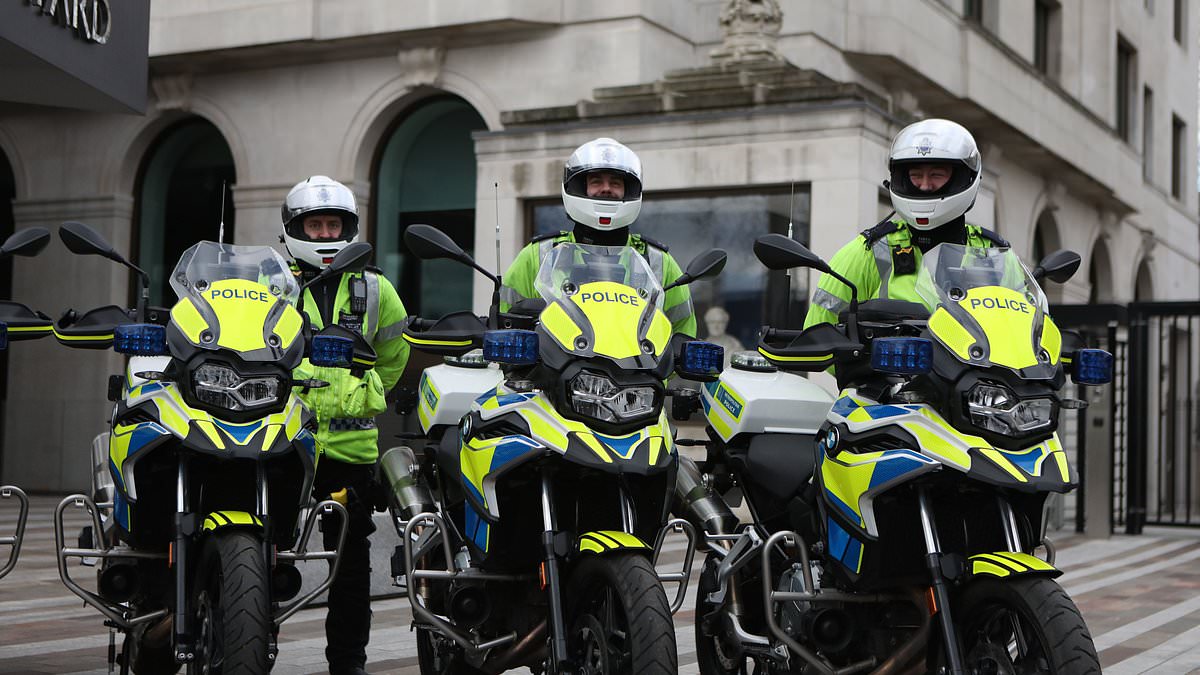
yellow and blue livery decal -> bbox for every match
[703,381,744,425]
[417,372,440,430]
[202,511,264,531]
[576,530,650,555]
[968,551,1061,579]
[825,515,864,575]
[970,434,1075,491]
[109,420,174,515]
[126,380,314,459]
[827,391,977,471]
[460,434,545,523]
[817,439,939,538]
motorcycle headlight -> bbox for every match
[568,371,657,423]
[965,383,1054,436]
[192,363,284,412]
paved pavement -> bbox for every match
[5,495,1200,674]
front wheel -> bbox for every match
[191,530,272,675]
[565,553,677,675]
[952,576,1100,674]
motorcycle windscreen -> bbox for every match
[170,241,300,305]
[914,244,1061,376]
[534,243,671,367]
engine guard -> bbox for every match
[0,485,30,580]
[651,518,697,615]
[52,493,350,630]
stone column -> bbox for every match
[4,194,133,492]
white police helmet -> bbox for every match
[280,175,359,268]
[887,119,981,230]
[561,138,643,231]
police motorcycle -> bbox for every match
[380,224,726,674]
[682,234,1108,675]
[50,221,377,674]
[0,227,56,580]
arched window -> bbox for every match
[134,118,235,305]
[373,97,486,317]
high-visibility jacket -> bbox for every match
[293,268,410,465]
[803,219,1007,328]
[500,230,697,337]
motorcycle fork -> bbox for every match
[539,472,571,673]
[916,487,966,675]
[173,458,194,663]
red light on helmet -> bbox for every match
[916,218,929,225]
[598,217,612,225]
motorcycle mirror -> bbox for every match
[0,227,51,258]
[404,223,500,287]
[1033,249,1081,284]
[59,221,151,322]
[325,241,373,276]
[665,249,728,290]
[405,224,470,264]
[753,233,830,273]
[59,221,127,265]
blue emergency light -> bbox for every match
[1073,348,1113,385]
[483,330,539,365]
[309,335,354,367]
[679,340,724,378]
[113,323,168,356]
[871,337,933,375]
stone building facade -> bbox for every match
[0,0,1196,490]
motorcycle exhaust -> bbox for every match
[448,583,491,629]
[380,446,436,521]
[272,563,303,602]
[98,563,139,603]
[673,455,738,537]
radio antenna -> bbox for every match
[218,181,228,245]
[494,182,502,273]
[784,181,796,326]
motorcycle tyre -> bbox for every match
[191,530,271,675]
[564,553,676,675]
[946,576,1100,674]
[415,627,485,675]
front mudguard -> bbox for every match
[966,551,1062,580]
[575,530,650,556]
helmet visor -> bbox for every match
[284,209,359,243]
[564,141,643,201]
[889,160,977,200]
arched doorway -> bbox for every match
[1032,209,1061,267]
[1135,259,1154,301]
[1033,210,1062,301]
[135,118,236,305]
[1088,238,1113,303]
[0,150,13,480]
[372,97,487,317]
